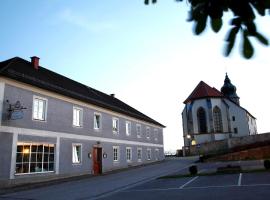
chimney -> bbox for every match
[30,56,40,70]
[110,94,115,98]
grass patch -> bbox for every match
[158,168,269,179]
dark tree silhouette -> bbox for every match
[145,0,270,59]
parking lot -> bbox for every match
[1,159,270,200]
[98,160,270,200]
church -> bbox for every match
[182,74,257,150]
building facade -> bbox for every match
[182,74,257,150]
[0,57,165,182]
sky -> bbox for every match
[1,1,270,153]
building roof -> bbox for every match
[183,81,223,104]
[0,57,165,127]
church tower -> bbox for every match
[221,73,240,105]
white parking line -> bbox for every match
[122,183,270,193]
[179,176,198,189]
[238,173,242,186]
[91,164,193,200]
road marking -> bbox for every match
[238,173,242,186]
[122,183,270,193]
[90,163,193,200]
[179,176,198,189]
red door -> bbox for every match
[93,147,102,175]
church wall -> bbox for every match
[214,133,229,140]
[226,100,249,137]
[247,114,257,135]
[181,108,188,146]
[194,134,212,144]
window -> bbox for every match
[126,147,132,162]
[137,148,142,161]
[112,118,119,133]
[72,144,82,164]
[33,96,47,121]
[147,148,151,160]
[94,113,101,130]
[234,127,238,134]
[16,143,54,174]
[113,146,119,162]
[154,129,158,141]
[197,107,207,133]
[146,127,150,139]
[73,107,83,127]
[155,149,159,160]
[232,116,236,121]
[126,121,131,136]
[213,106,223,132]
[136,124,141,138]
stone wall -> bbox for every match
[206,145,270,162]
[189,132,270,156]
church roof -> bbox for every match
[0,57,165,127]
[184,81,223,104]
[183,80,256,119]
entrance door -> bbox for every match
[93,147,102,175]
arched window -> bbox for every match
[197,107,207,133]
[213,106,223,132]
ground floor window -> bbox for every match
[147,148,151,160]
[16,142,55,174]
[113,146,119,162]
[155,149,159,160]
[72,144,82,164]
[126,147,132,162]
[137,148,142,161]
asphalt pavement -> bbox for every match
[0,157,196,200]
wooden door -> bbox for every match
[93,147,102,175]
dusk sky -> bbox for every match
[1,1,270,152]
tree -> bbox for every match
[145,0,270,59]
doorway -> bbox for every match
[93,147,102,175]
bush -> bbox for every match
[189,165,198,175]
[264,160,270,169]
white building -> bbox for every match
[182,74,257,148]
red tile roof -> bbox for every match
[184,81,224,103]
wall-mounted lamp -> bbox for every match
[191,140,197,145]
[103,153,107,158]
[88,153,92,158]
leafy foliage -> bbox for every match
[145,0,270,59]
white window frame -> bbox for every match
[147,148,151,160]
[32,95,47,121]
[72,143,82,164]
[154,129,158,141]
[112,117,119,134]
[94,112,102,131]
[126,147,132,162]
[136,124,141,138]
[146,127,150,139]
[126,121,131,136]
[113,146,120,162]
[137,147,142,162]
[73,106,83,127]
[15,142,55,174]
